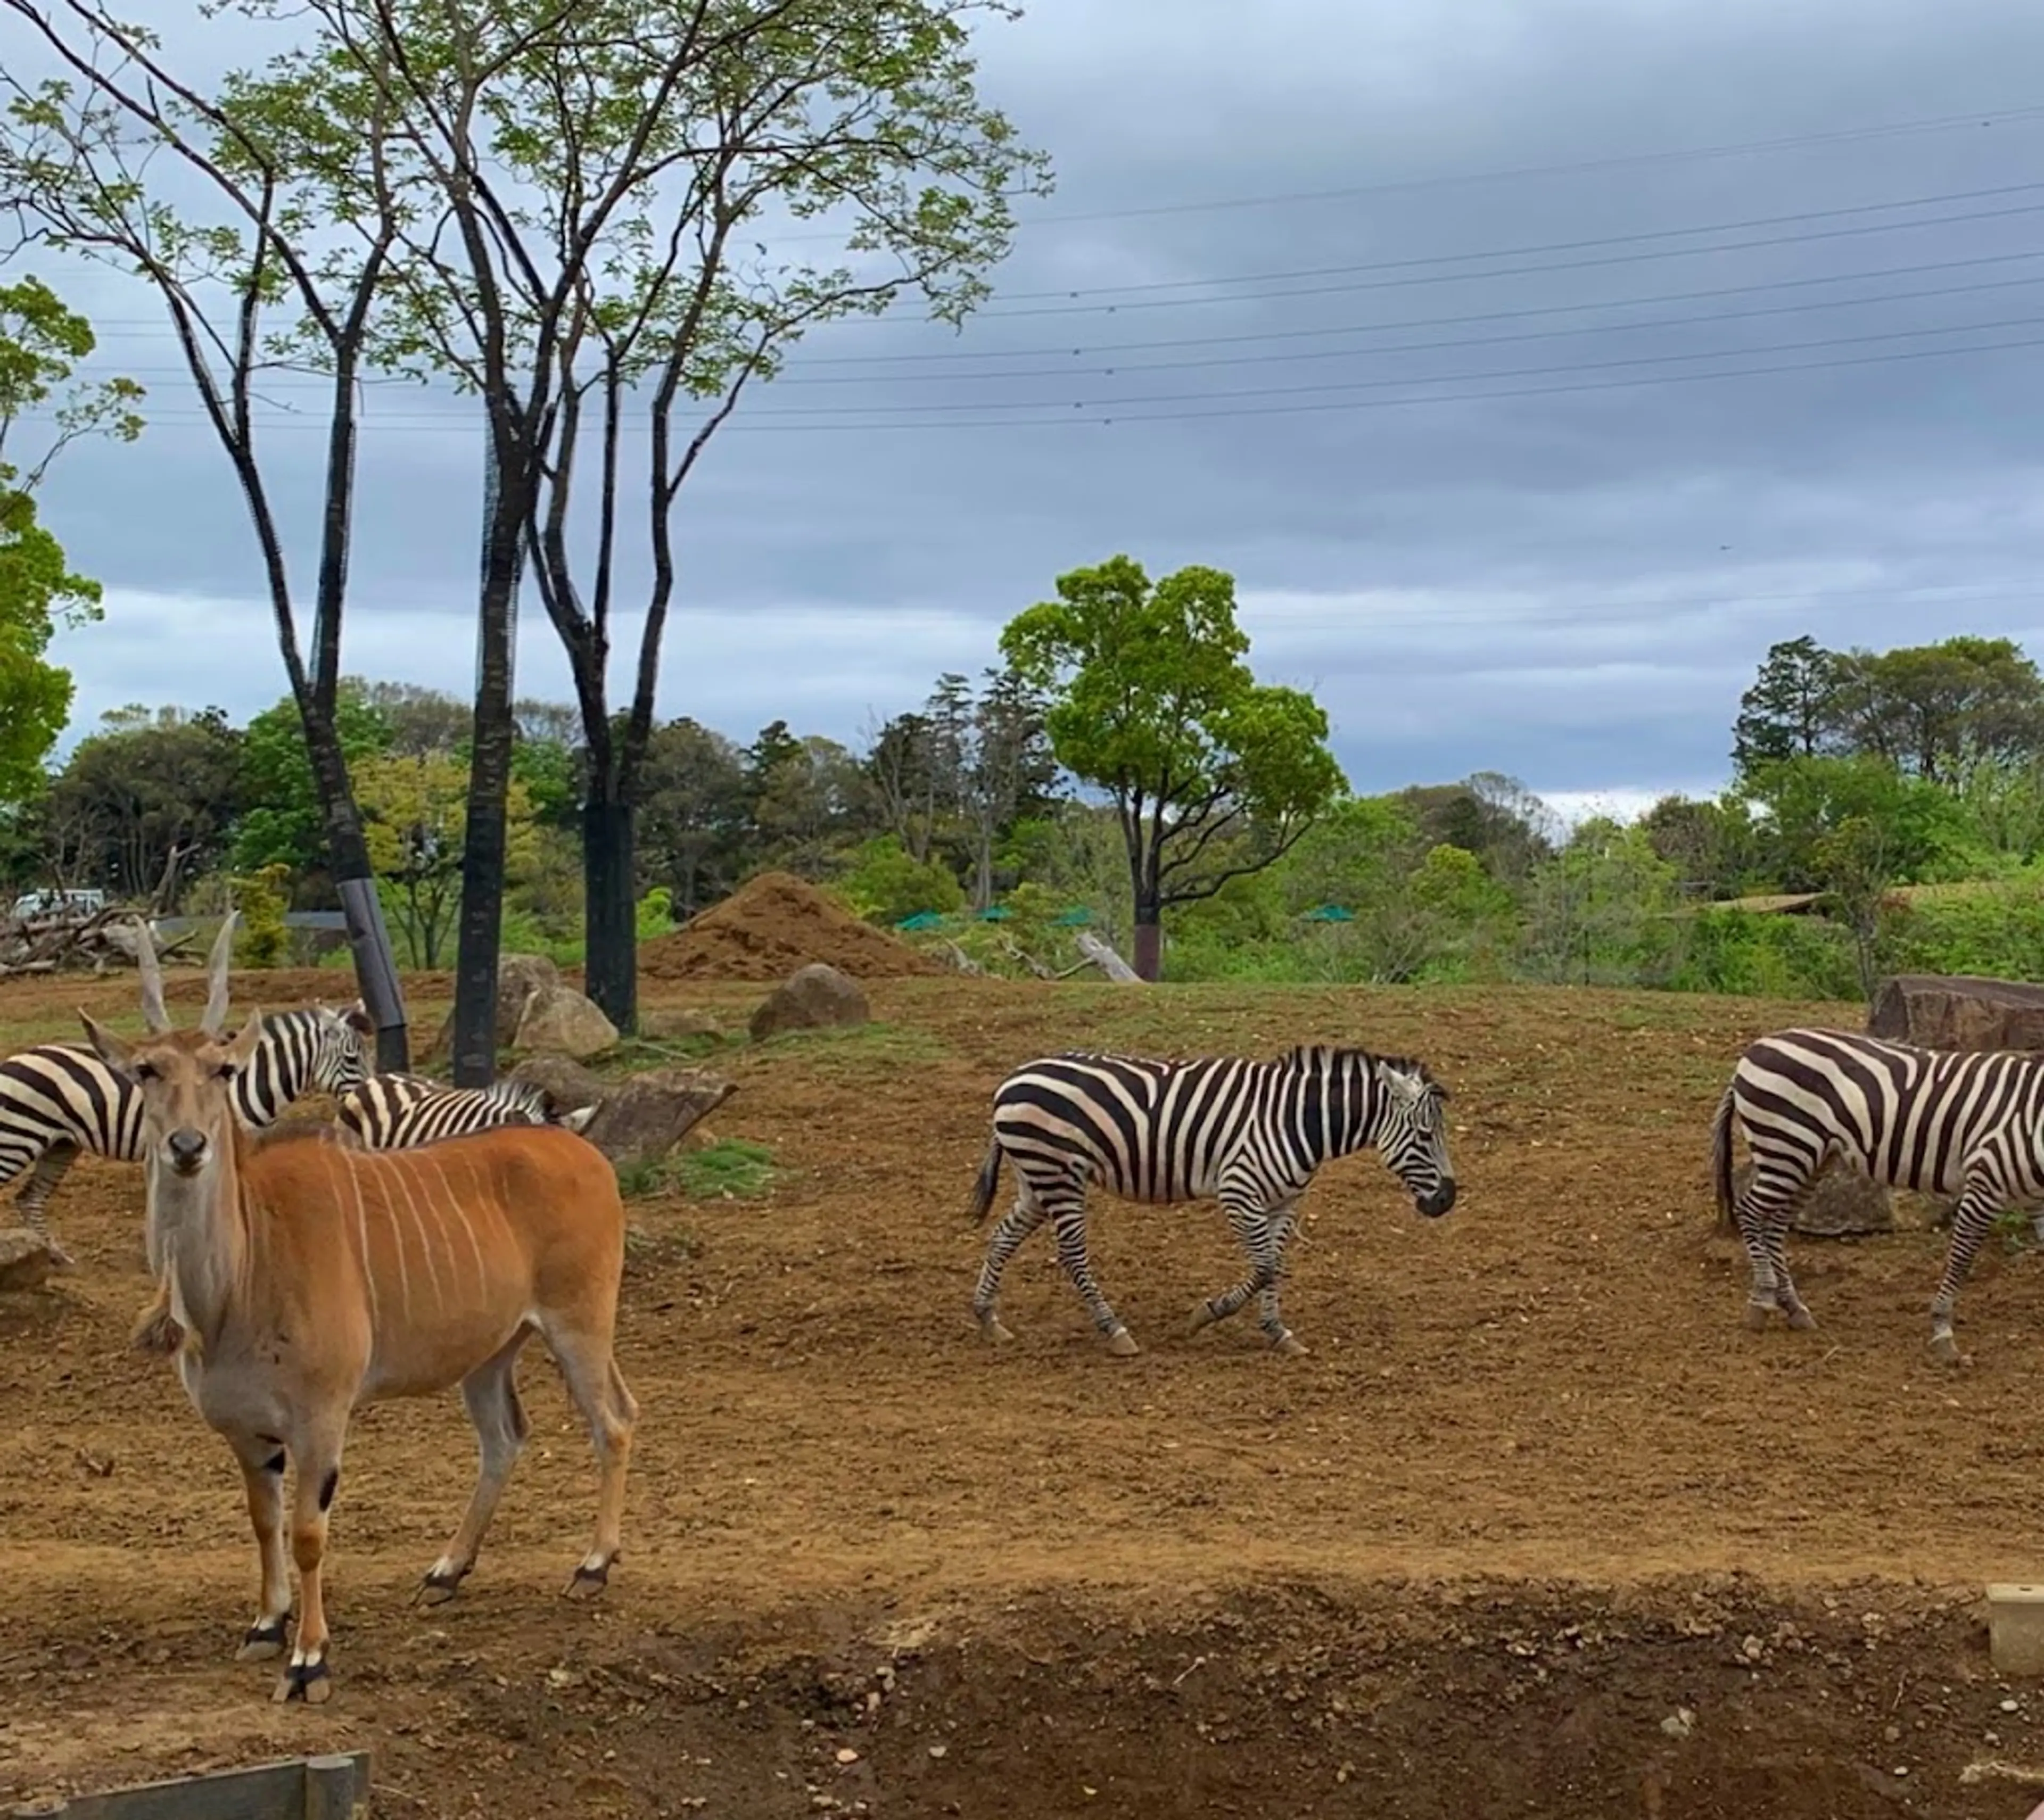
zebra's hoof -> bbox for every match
[1786,1308,1818,1333]
[1743,1302,1775,1332]
[979,1317,1015,1346]
[44,1243,78,1273]
[1272,1332,1310,1358]
[1185,1306,1216,1337]
[1928,1331,1962,1367]
[1106,1327,1142,1359]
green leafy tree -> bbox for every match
[0,276,143,800]
[233,686,394,887]
[1520,818,1683,986]
[1828,636,2044,789]
[838,835,968,926]
[1741,754,1975,892]
[1732,635,1844,775]
[1001,555,1347,979]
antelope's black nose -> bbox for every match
[167,1129,208,1173]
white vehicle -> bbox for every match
[11,888,109,920]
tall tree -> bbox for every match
[1,13,414,1066]
[1001,555,1347,979]
[1732,635,1844,775]
[215,0,1048,1051]
[0,275,142,801]
[638,716,751,915]
[1828,636,2044,790]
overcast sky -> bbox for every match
[20,0,2044,826]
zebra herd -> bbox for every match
[0,942,593,1271]
[1,921,2040,1369]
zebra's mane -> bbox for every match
[1281,1045,1446,1097]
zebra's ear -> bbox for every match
[342,1002,374,1035]
[80,1011,136,1076]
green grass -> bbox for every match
[616,1137,779,1202]
[745,1020,950,1071]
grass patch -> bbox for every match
[616,1137,778,1202]
[747,1021,950,1072]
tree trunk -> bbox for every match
[449,492,524,1088]
[1132,913,1162,982]
[304,704,409,1072]
[582,789,638,1036]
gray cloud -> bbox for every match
[24,0,2044,812]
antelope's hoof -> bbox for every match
[1742,1302,1775,1333]
[415,1565,468,1607]
[1272,1332,1310,1358]
[274,1654,332,1705]
[1786,1308,1818,1333]
[236,1618,289,1663]
[1105,1327,1141,1359]
[563,1559,611,1600]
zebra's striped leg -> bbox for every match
[1927,1181,2004,1365]
[1252,1201,1308,1356]
[1731,1162,1807,1329]
[971,1188,1053,1345]
[1760,1223,1817,1331]
[1190,1203,1299,1355]
[6,1141,80,1270]
[1044,1199,1139,1357]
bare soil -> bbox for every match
[4,971,2044,1817]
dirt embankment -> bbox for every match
[638,871,948,983]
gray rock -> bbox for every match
[749,963,869,1043]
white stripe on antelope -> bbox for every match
[967,1045,1458,1358]
[1715,1024,2044,1363]
[81,915,638,1705]
[0,919,369,1266]
[337,1073,599,1148]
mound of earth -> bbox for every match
[639,869,947,983]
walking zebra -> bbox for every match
[336,1072,599,1148]
[967,1044,1458,1358]
[1714,1025,2044,1363]
[1,999,373,1265]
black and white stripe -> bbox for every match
[1,1003,373,1263]
[1714,1025,2044,1361]
[967,1044,1458,1358]
[336,1072,598,1148]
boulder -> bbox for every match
[507,1053,611,1115]
[640,1006,723,1043]
[1868,973,2044,1053]
[513,985,620,1061]
[0,1227,57,1294]
[506,1053,734,1167]
[423,953,563,1061]
[1727,1160,1893,1238]
[749,962,869,1043]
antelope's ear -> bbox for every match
[80,1011,136,1076]
[228,1006,266,1065]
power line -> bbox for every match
[982,102,2044,230]
[89,268,2044,393]
[978,179,2044,304]
[37,320,2044,433]
[737,312,2044,418]
[70,178,2044,337]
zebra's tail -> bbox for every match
[1711,1083,1738,1232]
[967,1136,1004,1225]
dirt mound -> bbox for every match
[638,869,947,983]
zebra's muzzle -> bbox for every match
[1416,1180,1457,1218]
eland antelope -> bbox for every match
[84,914,638,1704]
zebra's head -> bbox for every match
[1370,1056,1457,1219]
[307,1002,374,1097]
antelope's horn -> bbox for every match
[201,907,240,1037]
[133,916,171,1035]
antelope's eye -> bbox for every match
[135,1062,158,1083]
[216,1063,239,1081]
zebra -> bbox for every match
[1,999,374,1266]
[1714,1024,2044,1363]
[966,1044,1458,1359]
[336,1072,600,1148]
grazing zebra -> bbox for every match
[336,1072,599,1148]
[1714,1025,2044,1363]
[967,1044,1458,1359]
[1,998,373,1266]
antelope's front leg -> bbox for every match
[276,1432,346,1705]
[229,1434,292,1661]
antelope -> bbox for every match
[84,914,639,1704]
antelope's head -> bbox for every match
[80,913,264,1181]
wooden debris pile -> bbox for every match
[0,907,194,979]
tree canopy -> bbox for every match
[1000,554,1347,978]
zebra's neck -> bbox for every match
[231,1010,314,1122]
[1293,1055,1371,1163]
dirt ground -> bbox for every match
[5,971,2044,1817]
